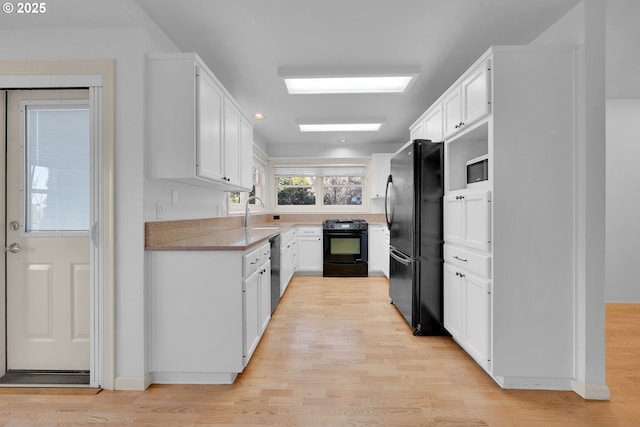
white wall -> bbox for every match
[0,1,183,389]
[530,0,608,399]
[606,99,640,302]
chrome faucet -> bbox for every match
[244,196,265,228]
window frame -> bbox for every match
[271,159,369,213]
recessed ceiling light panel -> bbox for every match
[278,66,420,94]
[284,76,414,94]
[299,123,382,132]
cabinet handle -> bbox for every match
[455,272,466,278]
[455,195,465,200]
[453,256,468,262]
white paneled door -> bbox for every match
[6,90,90,370]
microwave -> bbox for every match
[466,154,489,187]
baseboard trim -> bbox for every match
[571,379,611,400]
[493,375,572,391]
[114,375,152,391]
[151,371,238,385]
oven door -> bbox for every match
[323,230,368,264]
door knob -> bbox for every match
[5,243,21,253]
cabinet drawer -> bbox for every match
[243,247,262,277]
[259,243,271,265]
[281,228,296,245]
[444,245,491,278]
[297,226,321,237]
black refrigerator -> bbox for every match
[385,139,447,336]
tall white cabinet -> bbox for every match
[414,46,577,390]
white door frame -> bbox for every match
[0,61,115,389]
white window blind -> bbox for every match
[25,104,90,232]
[273,164,365,177]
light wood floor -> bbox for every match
[0,276,638,426]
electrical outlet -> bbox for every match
[156,202,164,219]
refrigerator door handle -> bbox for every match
[384,175,394,229]
[390,248,412,266]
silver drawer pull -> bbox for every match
[453,255,468,262]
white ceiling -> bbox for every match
[2,0,636,155]
[134,0,584,151]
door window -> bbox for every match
[23,103,90,235]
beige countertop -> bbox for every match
[145,213,386,252]
[145,222,298,251]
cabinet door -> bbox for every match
[443,194,463,244]
[462,191,491,252]
[424,104,443,142]
[443,263,464,340]
[259,260,271,333]
[297,236,322,271]
[443,87,462,139]
[196,70,224,181]
[243,269,261,365]
[461,61,490,128]
[240,117,254,190]
[223,98,241,186]
[464,273,491,371]
[409,120,424,141]
[280,246,291,296]
[370,153,392,198]
[368,226,388,273]
[382,228,390,278]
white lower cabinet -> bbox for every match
[444,190,491,252]
[242,267,261,365]
[243,245,271,366]
[149,242,271,384]
[368,224,389,276]
[443,263,464,339]
[280,228,297,295]
[444,255,491,373]
[464,272,490,370]
[296,226,322,273]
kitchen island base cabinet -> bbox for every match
[149,244,271,384]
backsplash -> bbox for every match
[145,213,385,248]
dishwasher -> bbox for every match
[269,235,281,314]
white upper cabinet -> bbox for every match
[370,153,393,199]
[409,120,424,141]
[147,53,253,192]
[223,98,241,186]
[461,61,491,128]
[410,103,444,143]
[443,88,463,139]
[423,104,444,142]
[196,70,224,182]
[443,60,491,139]
[240,117,254,190]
